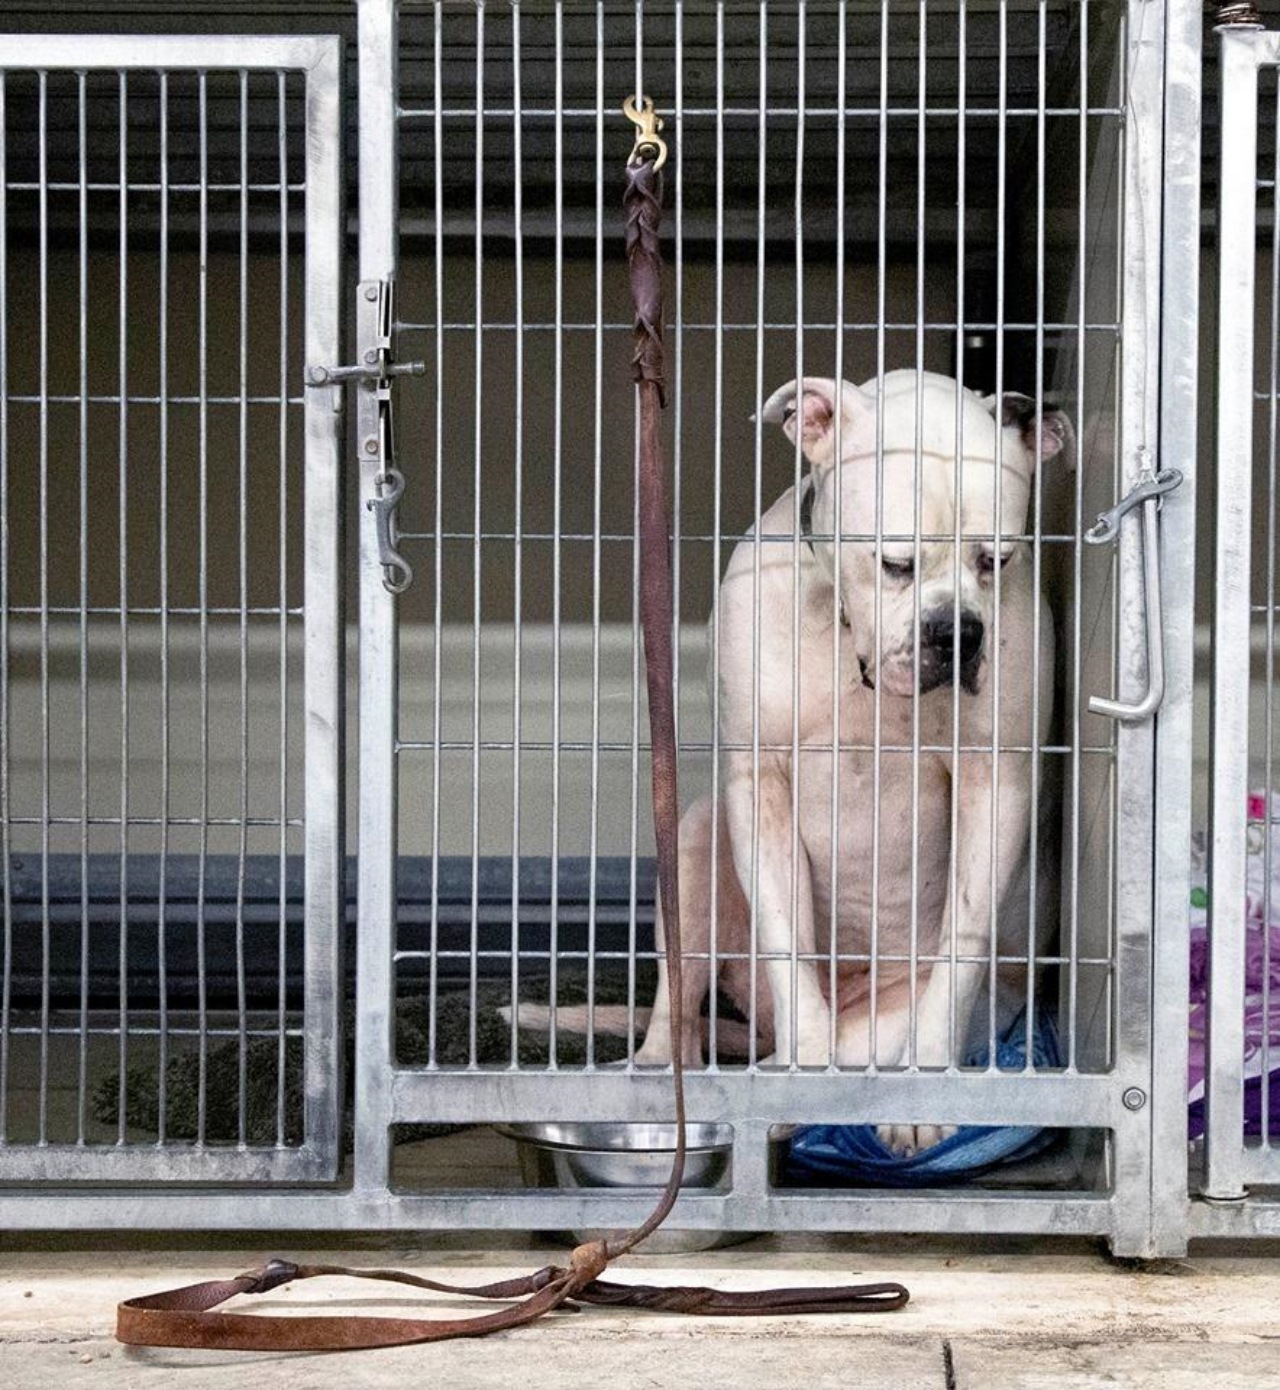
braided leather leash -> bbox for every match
[114,101,909,1354]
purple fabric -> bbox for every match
[1187,794,1280,1139]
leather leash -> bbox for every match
[114,99,909,1354]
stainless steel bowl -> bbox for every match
[494,1121,749,1253]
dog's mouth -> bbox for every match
[858,656,874,689]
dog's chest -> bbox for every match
[792,696,952,953]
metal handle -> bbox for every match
[1083,463,1183,722]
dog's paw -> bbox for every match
[875,1123,958,1158]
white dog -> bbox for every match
[630,369,1072,1153]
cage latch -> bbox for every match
[332,279,418,595]
[1082,452,1182,722]
[305,279,425,387]
[1083,463,1183,546]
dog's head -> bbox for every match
[760,369,1072,698]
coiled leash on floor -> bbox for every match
[114,98,909,1355]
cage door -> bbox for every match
[0,34,344,1183]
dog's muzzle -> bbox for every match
[918,611,985,694]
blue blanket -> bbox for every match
[786,1010,1062,1188]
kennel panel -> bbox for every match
[0,36,343,1183]
[352,0,1169,1254]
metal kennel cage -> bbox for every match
[0,0,1217,1258]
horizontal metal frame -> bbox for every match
[0,29,345,1184]
[0,34,338,74]
[0,1186,1117,1236]
[385,1070,1141,1131]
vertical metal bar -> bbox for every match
[1149,0,1203,1257]
[1205,26,1261,1201]
[1067,0,1089,1074]
[429,0,445,1069]
[302,40,344,1167]
[38,68,51,1145]
[988,0,1009,1068]
[1265,71,1280,1147]
[156,68,170,1144]
[868,0,888,1069]
[466,0,486,1067]
[907,0,927,1067]
[1110,0,1166,1253]
[115,68,130,1145]
[236,67,251,1145]
[831,0,847,1064]
[1026,0,1049,1066]
[549,0,564,1067]
[948,0,967,1065]
[792,0,816,1064]
[276,69,290,1144]
[586,0,604,1066]
[712,0,729,1063]
[509,4,525,1068]
[355,0,400,1190]
[0,69,10,1144]
[196,69,211,1144]
[467,0,485,1074]
[76,69,91,1142]
[750,1,767,1059]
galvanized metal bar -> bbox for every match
[275,68,290,1147]
[1107,0,1167,1252]
[196,69,211,1145]
[76,70,91,1143]
[548,0,564,1066]
[1204,25,1264,1202]
[585,0,604,1066]
[988,0,1008,1071]
[156,68,171,1144]
[750,0,767,1062]
[301,37,345,1175]
[711,0,729,1065]
[354,0,401,1192]
[867,0,888,1071]
[429,0,445,1069]
[467,0,486,1074]
[1265,70,1280,1150]
[509,4,525,1069]
[236,66,251,1145]
[1148,0,1203,1258]
[0,34,337,71]
[0,1188,1118,1237]
[37,67,51,1146]
[115,68,130,1146]
[0,68,9,1145]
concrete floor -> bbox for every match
[3,1236,1280,1389]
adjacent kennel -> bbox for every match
[0,0,1248,1258]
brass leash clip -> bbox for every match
[623,94,667,171]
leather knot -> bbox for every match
[237,1259,300,1295]
[568,1240,610,1286]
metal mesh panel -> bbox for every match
[0,39,342,1182]
[367,0,1148,1237]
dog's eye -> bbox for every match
[976,549,1014,575]
[881,556,915,580]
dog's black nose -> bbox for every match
[921,612,985,666]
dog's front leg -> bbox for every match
[723,752,831,1067]
[878,751,1033,1153]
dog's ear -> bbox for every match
[759,377,868,472]
[993,392,1075,472]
